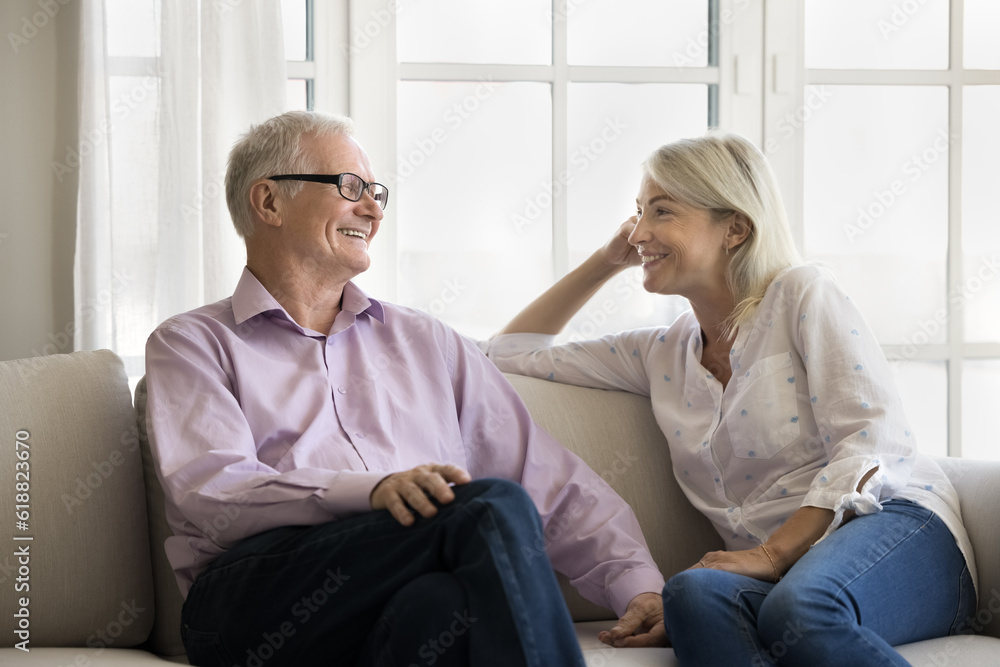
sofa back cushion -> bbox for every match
[134,377,187,657]
[0,351,153,648]
[504,373,724,621]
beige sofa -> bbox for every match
[2,349,1000,666]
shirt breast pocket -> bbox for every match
[726,352,801,459]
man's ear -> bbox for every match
[726,212,752,249]
[249,180,282,229]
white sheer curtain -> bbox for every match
[75,0,286,377]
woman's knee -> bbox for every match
[664,568,775,659]
[756,581,836,652]
[663,569,752,624]
[663,569,707,613]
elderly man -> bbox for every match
[144,110,664,667]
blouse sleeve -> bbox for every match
[479,328,668,397]
[792,269,916,536]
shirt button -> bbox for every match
[355,432,366,439]
[337,386,347,394]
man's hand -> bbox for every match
[598,592,667,648]
[370,463,472,526]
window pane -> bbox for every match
[804,0,948,70]
[962,360,1000,461]
[285,79,309,111]
[281,0,308,61]
[962,86,1000,343]
[804,85,949,345]
[891,360,948,457]
[567,84,709,254]
[563,83,708,338]
[396,81,551,339]
[106,0,158,58]
[965,0,1000,69]
[108,76,160,357]
[285,79,308,111]
[397,0,550,65]
[568,0,709,67]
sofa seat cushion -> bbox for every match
[574,621,1000,666]
[893,635,1000,666]
[0,647,188,664]
[575,620,674,665]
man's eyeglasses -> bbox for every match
[268,173,389,210]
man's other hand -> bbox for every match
[598,591,667,648]
[370,463,472,526]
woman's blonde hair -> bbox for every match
[226,111,356,239]
[641,132,801,336]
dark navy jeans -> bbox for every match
[180,478,585,667]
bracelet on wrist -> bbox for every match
[760,543,782,583]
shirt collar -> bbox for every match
[231,266,386,331]
[343,281,385,323]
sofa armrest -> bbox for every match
[936,456,1000,640]
[0,351,154,648]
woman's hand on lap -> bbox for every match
[691,547,778,584]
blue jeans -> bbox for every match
[180,478,585,667]
[663,500,975,666]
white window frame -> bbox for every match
[340,0,764,300]
[286,0,351,115]
[763,0,1000,457]
[308,0,1000,458]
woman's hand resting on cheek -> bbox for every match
[600,216,641,268]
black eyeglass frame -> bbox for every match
[268,173,389,210]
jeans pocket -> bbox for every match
[181,626,235,667]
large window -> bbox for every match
[341,0,755,341]
[792,0,1000,458]
[126,1,999,459]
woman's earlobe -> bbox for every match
[730,213,753,246]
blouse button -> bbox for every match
[337,386,347,394]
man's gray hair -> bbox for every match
[226,111,356,240]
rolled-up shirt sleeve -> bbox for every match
[792,273,916,536]
[458,331,664,616]
[146,326,384,554]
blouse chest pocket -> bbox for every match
[725,352,801,459]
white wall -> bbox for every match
[0,0,79,361]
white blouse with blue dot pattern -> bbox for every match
[484,265,976,593]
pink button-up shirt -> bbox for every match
[144,267,663,613]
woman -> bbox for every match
[484,133,977,665]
